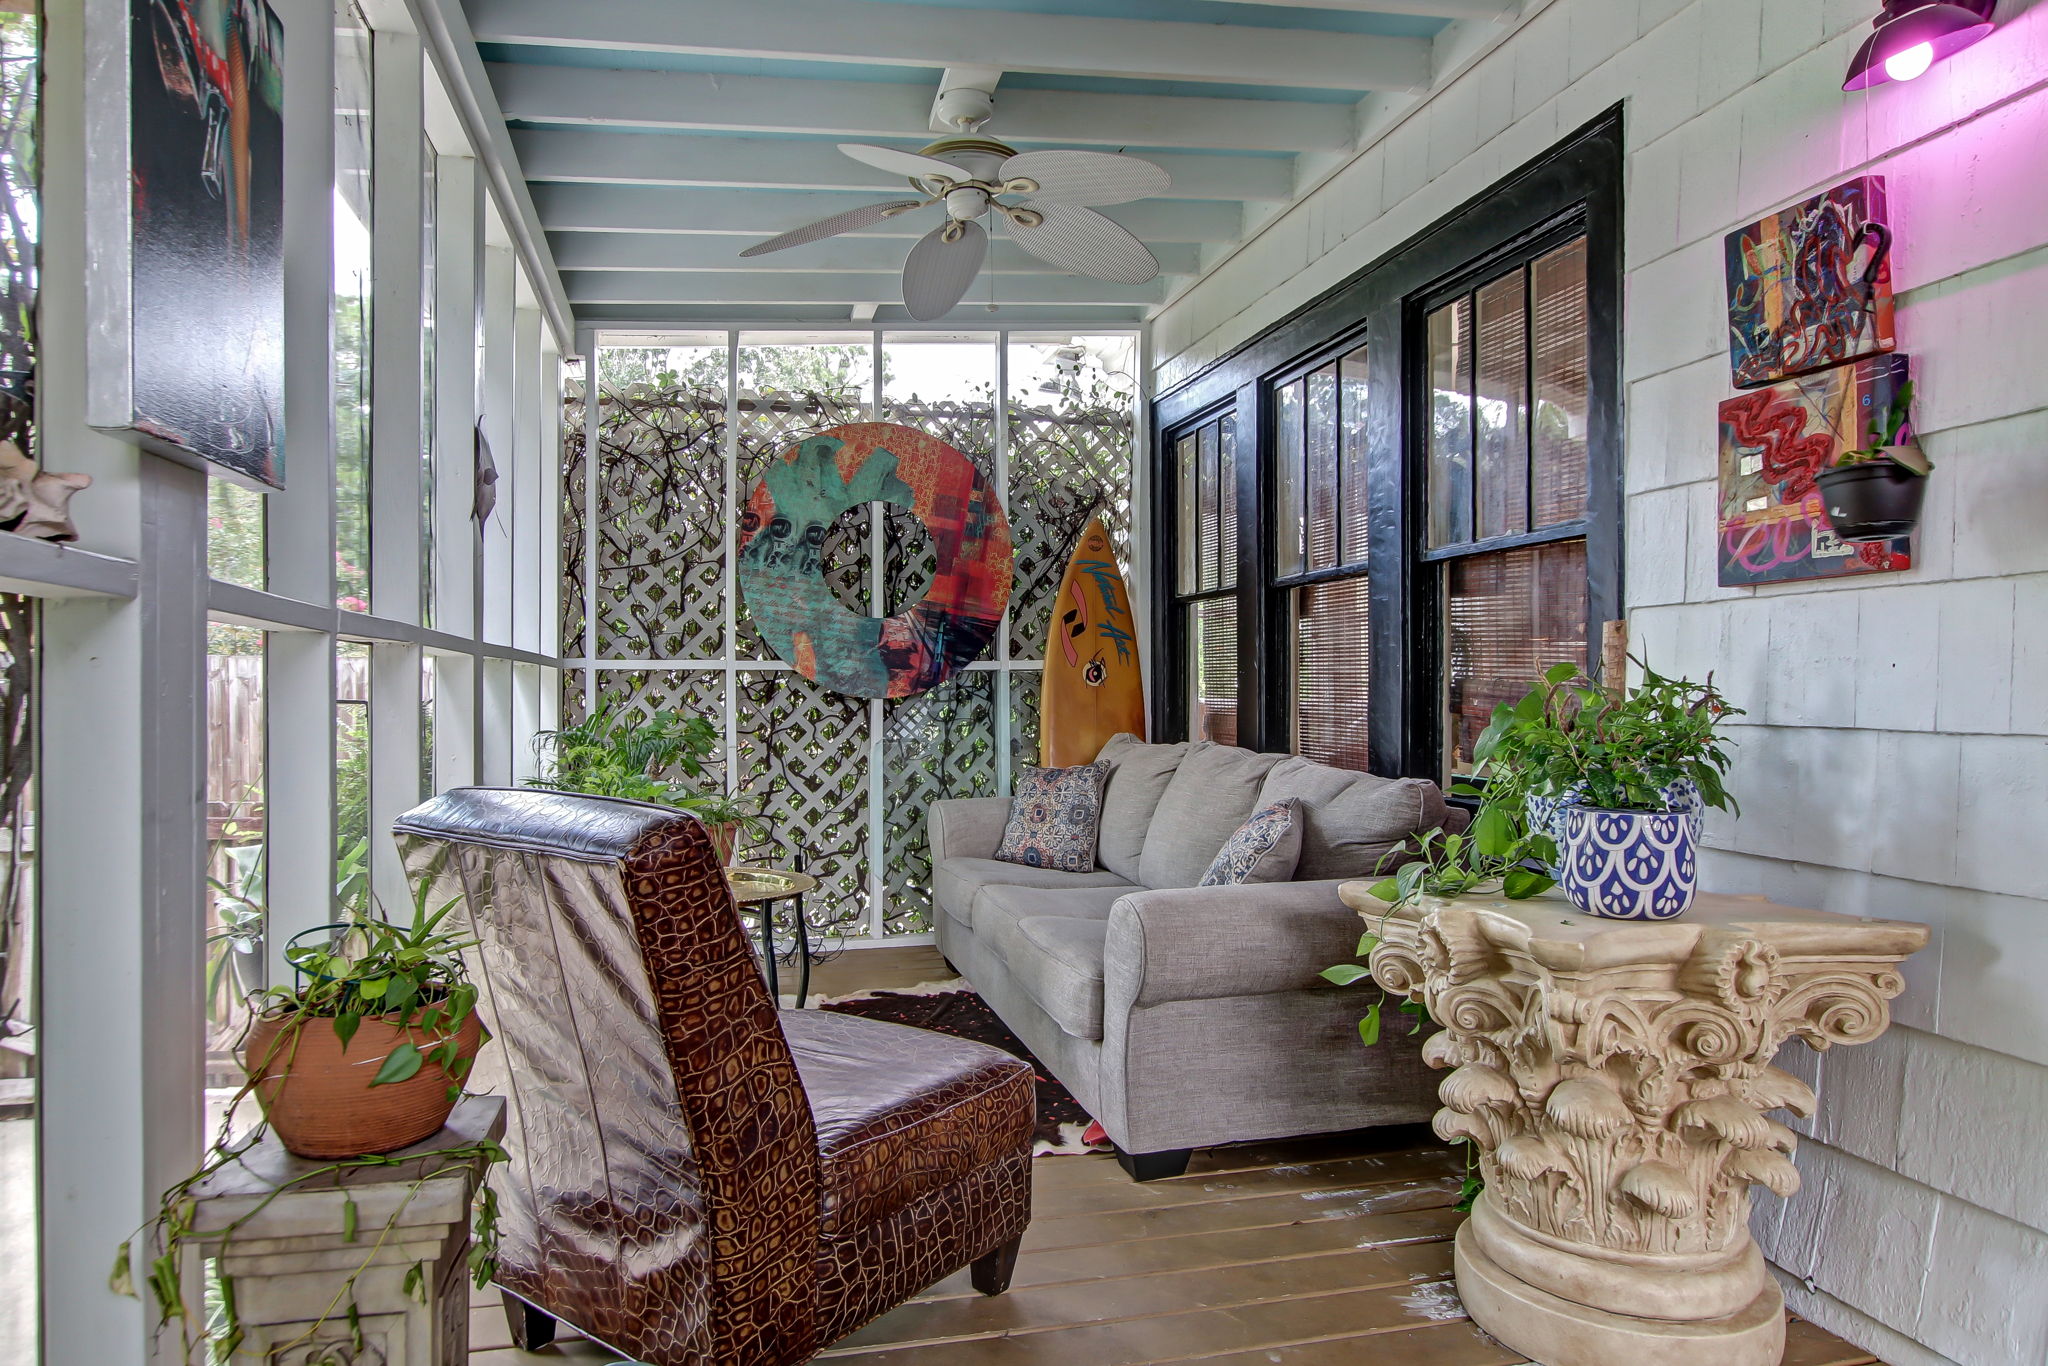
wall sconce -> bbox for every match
[1844,0,1997,91]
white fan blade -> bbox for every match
[739,200,928,257]
[1009,205,1159,285]
[839,143,964,184]
[1001,149,1171,207]
[902,219,988,321]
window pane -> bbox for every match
[205,625,264,1145]
[1294,574,1371,772]
[1428,297,1474,549]
[1339,345,1369,565]
[1443,539,1588,777]
[1196,421,1220,592]
[1176,431,1199,594]
[1218,414,1238,591]
[1475,270,1530,541]
[208,479,266,587]
[333,1,373,612]
[1274,378,1306,578]
[420,137,438,628]
[1532,237,1591,527]
[1188,598,1239,746]
[0,593,36,1366]
[1307,364,1339,572]
[336,642,370,914]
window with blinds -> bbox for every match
[1271,341,1372,770]
[1425,234,1593,778]
[1174,413,1238,744]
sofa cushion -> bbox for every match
[1200,799,1304,887]
[1003,916,1111,1041]
[1137,742,1286,889]
[976,883,1132,949]
[933,857,1135,929]
[995,761,1111,872]
[1256,756,1450,880]
[1094,734,1189,882]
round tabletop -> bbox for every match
[726,865,819,906]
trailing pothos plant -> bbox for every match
[112,879,507,1363]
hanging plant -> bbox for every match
[1817,379,1930,541]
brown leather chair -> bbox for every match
[394,787,1034,1365]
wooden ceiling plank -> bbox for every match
[564,268,1169,306]
[548,230,1202,276]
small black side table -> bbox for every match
[727,865,818,1006]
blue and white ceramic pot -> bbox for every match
[1559,806,1699,920]
[1528,778,1703,876]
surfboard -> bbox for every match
[1039,518,1146,768]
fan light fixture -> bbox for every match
[1844,0,1997,91]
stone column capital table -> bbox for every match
[187,1095,507,1366]
[1339,884,1928,1366]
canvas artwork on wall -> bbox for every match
[86,0,287,488]
[1716,355,1913,587]
[1725,176,1896,390]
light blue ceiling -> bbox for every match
[466,0,1505,325]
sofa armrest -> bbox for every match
[1103,880,1364,1010]
[929,796,1014,865]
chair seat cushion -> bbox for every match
[933,857,1135,929]
[782,1008,1034,1236]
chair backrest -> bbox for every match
[395,787,821,1366]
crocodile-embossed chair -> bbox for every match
[394,787,1034,1366]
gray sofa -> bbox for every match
[928,734,1457,1180]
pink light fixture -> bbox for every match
[1844,0,1997,91]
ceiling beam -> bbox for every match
[548,231,1203,277]
[530,185,1244,244]
[1195,0,1515,16]
[485,62,1356,154]
[582,303,1151,326]
[511,129,1294,202]
[563,269,1167,307]
[469,0,1432,93]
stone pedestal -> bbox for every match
[1341,886,1928,1366]
[188,1096,506,1366]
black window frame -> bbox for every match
[1150,108,1624,779]
[1162,405,1244,745]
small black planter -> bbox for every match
[1815,460,1927,541]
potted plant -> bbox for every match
[528,705,763,863]
[241,881,485,1160]
[1471,661,1740,920]
[1815,379,1930,541]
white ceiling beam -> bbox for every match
[548,231,1203,277]
[530,185,1245,244]
[563,269,1167,307]
[469,0,1432,93]
[486,62,1355,154]
[511,129,1294,202]
[1195,0,1515,16]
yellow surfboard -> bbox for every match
[1040,518,1146,768]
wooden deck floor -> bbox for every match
[469,947,1882,1366]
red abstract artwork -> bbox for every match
[1716,356,1912,587]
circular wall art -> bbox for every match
[737,422,1013,699]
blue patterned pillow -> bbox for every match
[1198,800,1304,887]
[995,762,1111,873]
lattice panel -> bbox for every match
[1009,669,1043,777]
[734,669,870,936]
[585,667,731,778]
[561,384,588,659]
[1007,401,1134,657]
[735,392,870,658]
[593,386,728,660]
[882,671,999,934]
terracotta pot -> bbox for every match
[703,820,739,866]
[243,1007,483,1159]
[1815,457,1927,541]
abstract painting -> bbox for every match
[738,423,1013,699]
[1725,176,1896,390]
[1716,355,1912,587]
[87,0,287,488]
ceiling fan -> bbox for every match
[739,90,1172,321]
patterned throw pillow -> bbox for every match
[1198,799,1304,887]
[995,762,1112,873]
